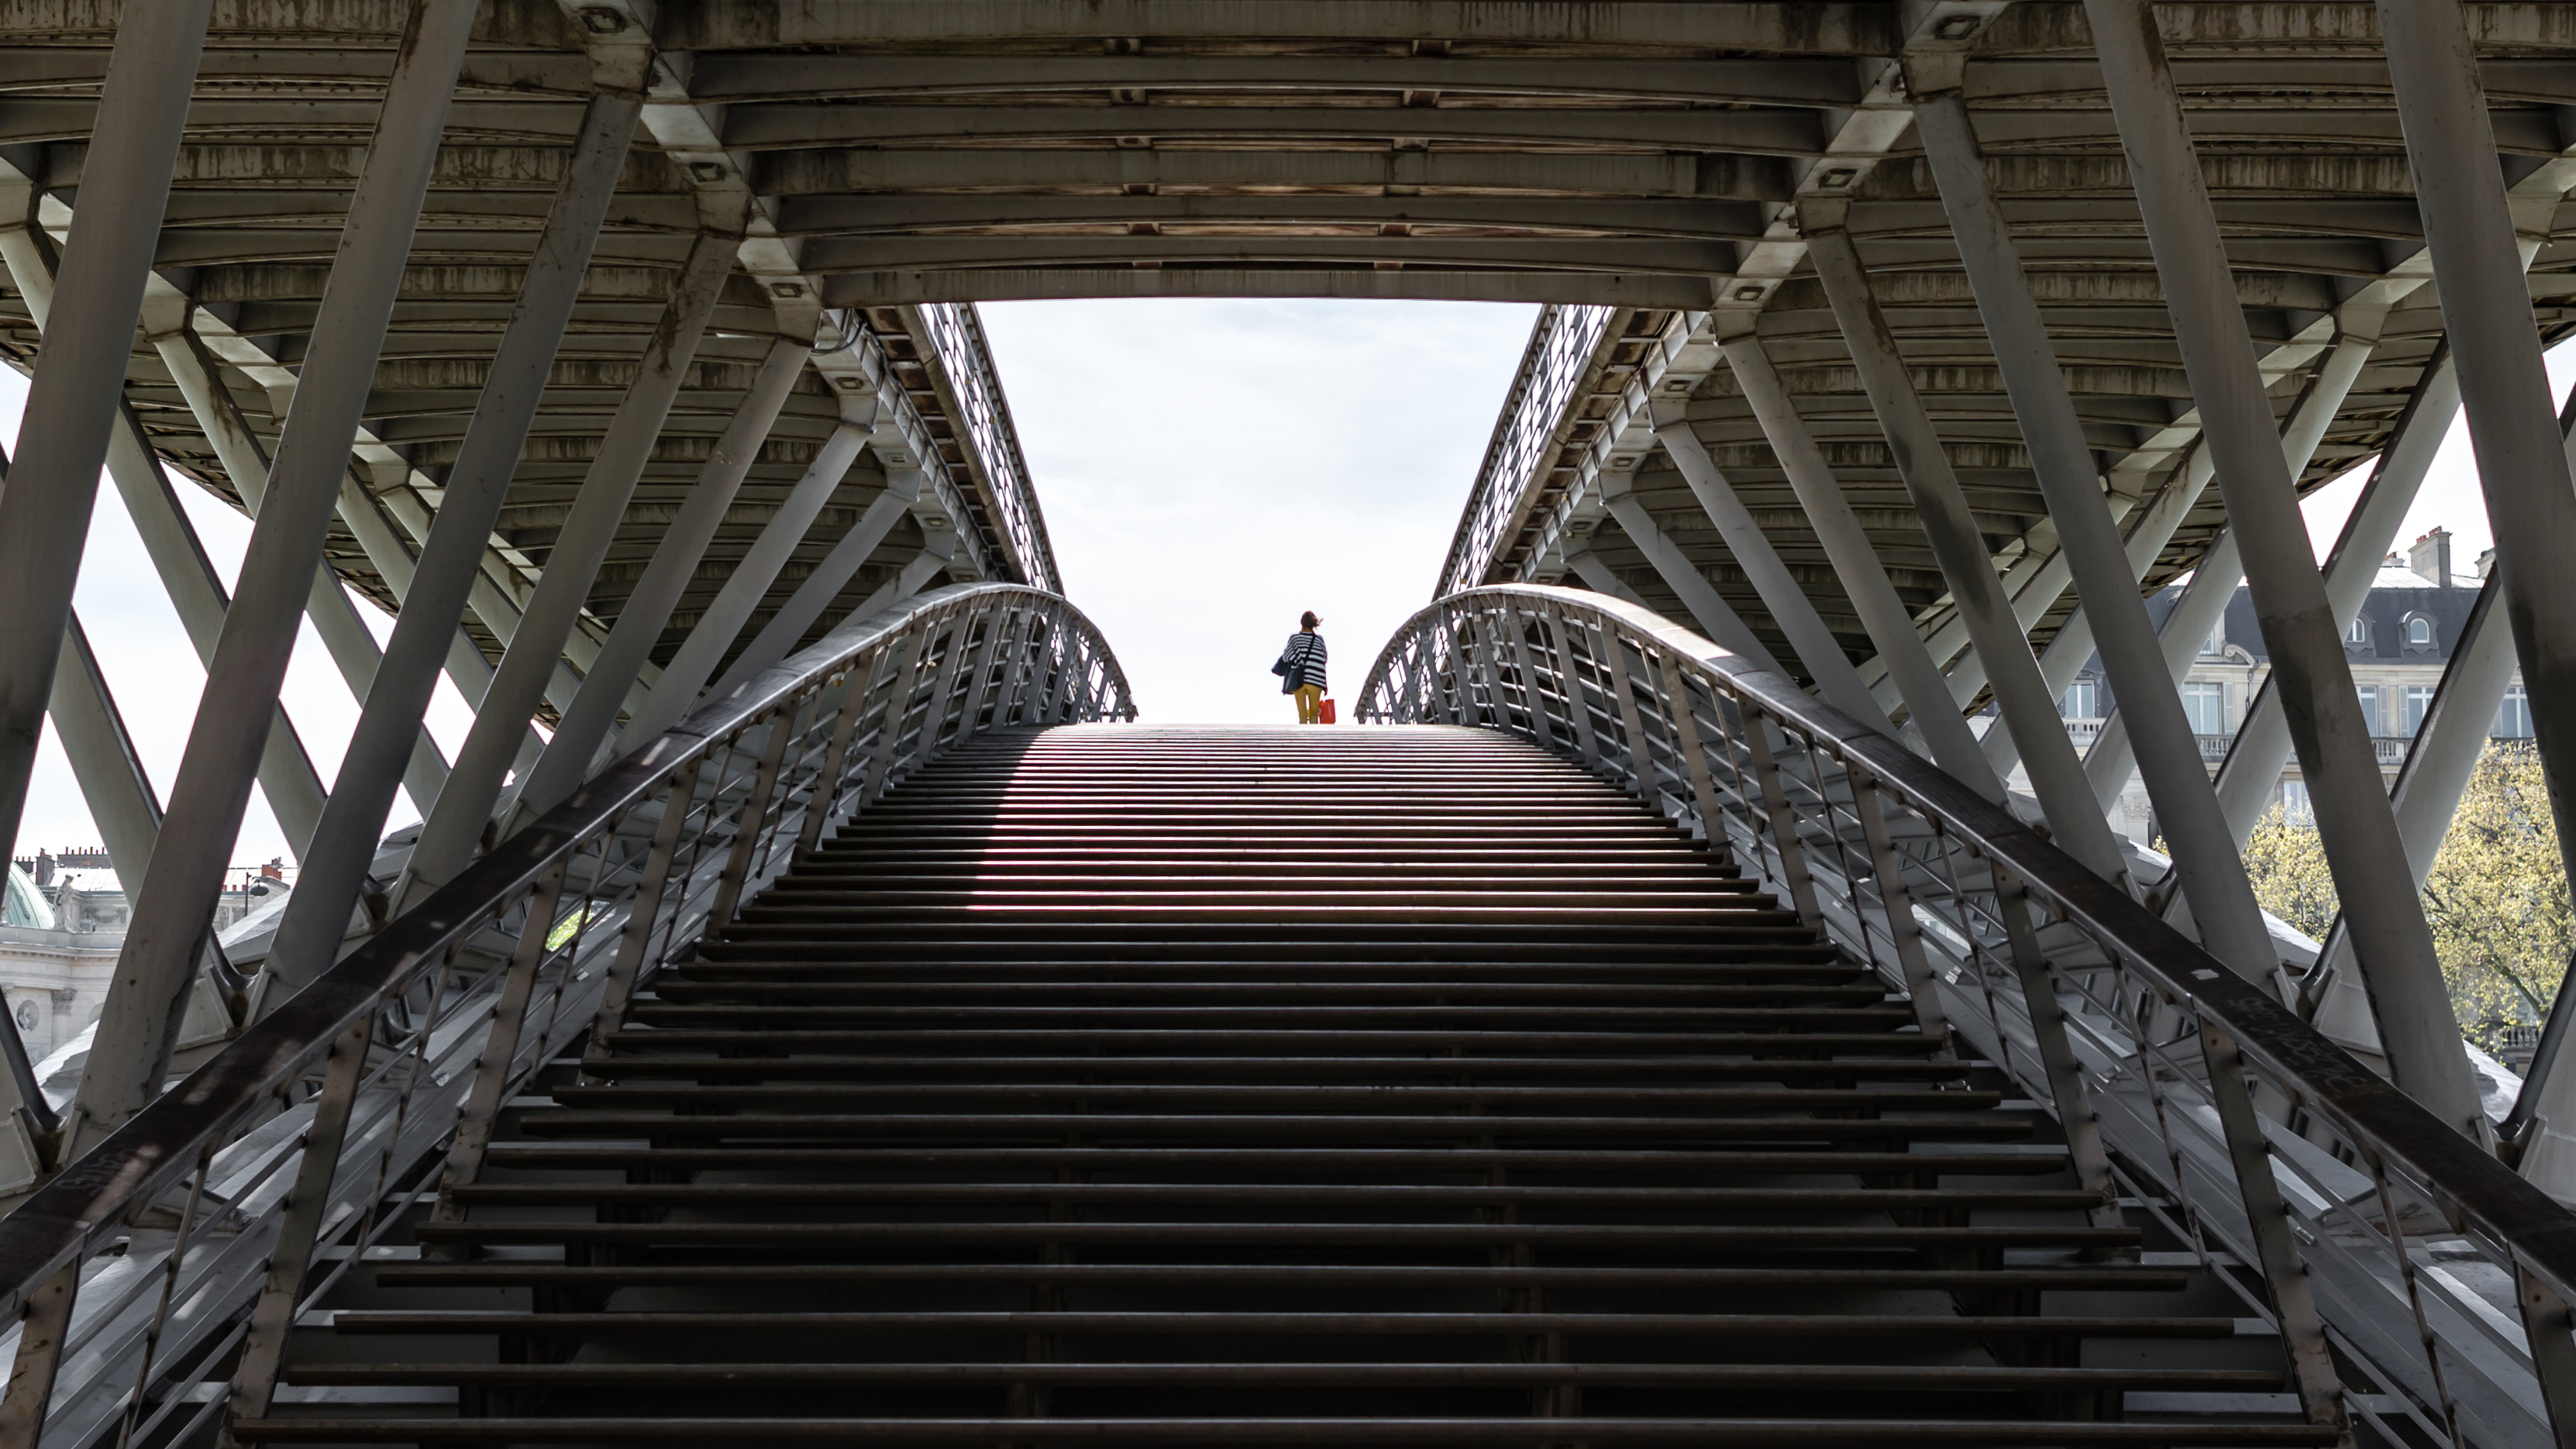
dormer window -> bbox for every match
[2404,614,2435,651]
[2347,618,2370,649]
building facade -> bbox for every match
[2056,528,2528,845]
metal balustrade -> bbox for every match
[1361,584,2576,1449]
[1436,304,1615,599]
[0,585,1131,1449]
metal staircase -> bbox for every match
[238,727,2323,1444]
[11,585,2576,1448]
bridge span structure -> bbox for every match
[0,1,2573,1445]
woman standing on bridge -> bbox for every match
[1274,612,1329,724]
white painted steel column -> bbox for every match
[1718,332,2001,797]
[1914,91,2277,979]
[260,91,642,996]
[144,315,450,813]
[2086,0,2483,1138]
[2077,339,2378,804]
[510,339,814,825]
[67,0,480,1154]
[1806,225,2128,885]
[1651,419,1891,733]
[0,0,215,857]
[2213,358,2468,841]
[704,473,921,704]
[615,422,870,750]
[1595,489,1793,680]
[2376,0,2576,922]
[401,232,735,905]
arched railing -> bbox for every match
[0,584,1131,1448]
[1362,584,2576,1449]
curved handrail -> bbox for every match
[0,583,1131,1445]
[1363,584,2576,1447]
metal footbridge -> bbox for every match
[2,2,2576,1447]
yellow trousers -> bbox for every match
[1293,684,1324,724]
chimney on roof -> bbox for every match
[2477,546,2498,580]
[27,851,49,889]
[2409,528,2453,587]
[260,859,285,882]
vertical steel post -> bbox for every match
[863,631,928,807]
[1913,92,2277,983]
[2197,1014,2350,1428]
[588,761,711,1052]
[1737,710,1824,931]
[263,89,643,999]
[2513,1267,2576,1449]
[404,231,736,904]
[1806,225,2130,888]
[1719,332,2001,795]
[69,0,481,1156]
[426,862,568,1222]
[1602,627,1657,800]
[1652,651,1727,850]
[220,1014,377,1437]
[2085,0,2485,1138]
[1502,605,1559,750]
[514,339,814,824]
[1848,775,1949,1041]
[705,707,801,932]
[0,0,215,855]
[1542,606,1604,771]
[0,1261,77,1446]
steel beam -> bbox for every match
[401,230,735,907]
[1650,422,1891,734]
[1595,488,1793,680]
[1717,330,2001,797]
[0,0,214,861]
[509,338,814,826]
[66,0,479,1155]
[143,311,450,814]
[2213,355,2466,842]
[2079,336,2378,810]
[2085,0,2484,1138]
[705,473,921,705]
[1914,89,2277,983]
[260,89,642,998]
[615,421,870,750]
[2376,0,2576,980]
[0,181,333,858]
[1806,224,2128,886]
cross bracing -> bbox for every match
[3,2,2576,1447]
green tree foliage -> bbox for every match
[2236,742,2574,1051]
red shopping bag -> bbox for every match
[1320,698,1338,724]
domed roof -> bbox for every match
[3,863,55,932]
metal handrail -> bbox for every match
[1362,584,2576,1449]
[0,583,1132,1447]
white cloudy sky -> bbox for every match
[2,304,2561,869]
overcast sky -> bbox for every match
[2,308,2557,869]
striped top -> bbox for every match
[1279,630,1328,692]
